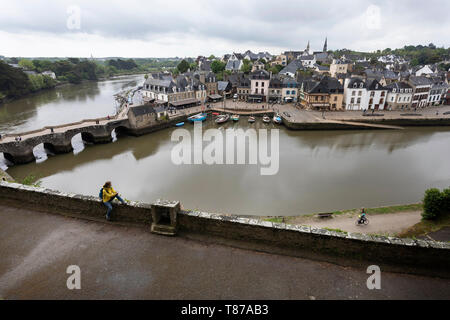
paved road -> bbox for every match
[0,204,449,299]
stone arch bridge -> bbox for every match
[0,118,131,164]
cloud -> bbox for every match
[1,0,449,57]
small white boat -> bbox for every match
[248,116,256,123]
[262,115,271,123]
[215,114,230,124]
[231,114,240,122]
[187,113,207,122]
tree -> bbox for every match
[422,188,444,220]
[241,59,252,73]
[18,59,35,70]
[189,62,198,71]
[208,55,216,60]
[177,59,190,73]
[370,57,378,65]
[211,60,226,74]
[0,60,31,98]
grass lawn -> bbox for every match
[397,214,450,239]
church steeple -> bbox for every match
[306,40,310,55]
[323,37,328,52]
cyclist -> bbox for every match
[358,208,367,224]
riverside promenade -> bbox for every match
[1,203,449,299]
[209,101,450,129]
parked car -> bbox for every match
[233,94,238,99]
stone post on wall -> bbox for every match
[150,199,180,236]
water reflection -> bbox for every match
[5,124,450,216]
[0,74,145,134]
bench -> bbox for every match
[317,213,333,219]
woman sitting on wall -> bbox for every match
[101,181,126,221]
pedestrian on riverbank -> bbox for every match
[101,181,126,221]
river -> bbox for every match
[1,75,450,216]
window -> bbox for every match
[286,90,290,94]
[256,82,259,87]
[262,82,265,87]
[291,90,296,95]
[358,91,362,96]
[261,89,264,94]
[334,96,337,101]
[357,98,361,104]
[351,98,355,104]
[255,88,258,94]
[352,91,356,96]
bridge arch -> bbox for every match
[111,126,130,142]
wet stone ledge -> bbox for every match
[1,181,450,278]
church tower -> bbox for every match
[304,41,310,55]
[323,37,328,52]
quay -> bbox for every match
[1,101,450,165]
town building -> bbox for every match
[270,54,287,67]
[279,59,305,77]
[42,71,56,79]
[343,78,387,111]
[298,55,317,68]
[281,78,298,103]
[237,76,251,102]
[428,82,448,106]
[298,76,344,110]
[249,70,270,102]
[268,77,283,103]
[330,59,353,78]
[225,53,244,71]
[251,60,265,72]
[408,76,432,108]
[385,82,413,110]
[415,65,437,77]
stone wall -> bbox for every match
[0,181,449,278]
[284,117,450,130]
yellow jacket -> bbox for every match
[102,187,117,202]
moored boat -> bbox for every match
[187,113,207,122]
[231,114,240,122]
[262,115,271,123]
[175,122,185,127]
[273,113,282,124]
[248,116,256,123]
[215,114,230,124]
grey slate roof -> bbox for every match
[130,105,155,116]
[409,76,433,86]
[385,82,412,92]
[280,60,304,75]
[225,59,242,71]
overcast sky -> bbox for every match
[1,0,449,58]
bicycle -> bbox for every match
[355,217,369,226]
